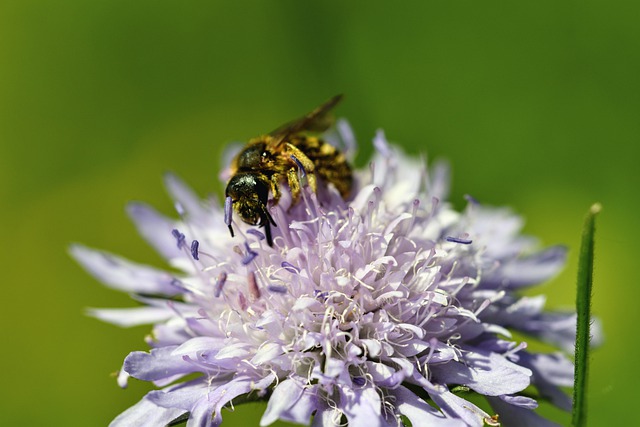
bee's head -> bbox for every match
[225,173,276,245]
[225,173,269,224]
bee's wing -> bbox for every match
[266,94,343,150]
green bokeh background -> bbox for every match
[2,1,636,426]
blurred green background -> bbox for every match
[1,1,636,425]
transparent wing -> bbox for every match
[266,94,343,150]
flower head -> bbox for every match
[73,125,582,426]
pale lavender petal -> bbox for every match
[70,244,182,295]
[429,389,488,427]
[208,376,272,427]
[526,312,578,354]
[126,202,183,260]
[521,352,574,387]
[337,119,357,160]
[373,130,391,157]
[117,366,129,388]
[428,159,450,201]
[188,398,216,427]
[277,387,319,425]
[486,396,562,427]
[151,321,194,346]
[392,386,466,427]
[499,394,538,409]
[482,295,577,354]
[109,396,185,427]
[147,379,209,411]
[124,347,195,382]
[132,294,194,312]
[504,304,577,354]
[150,374,273,427]
[163,172,213,224]
[519,352,574,411]
[88,306,174,327]
[260,378,306,426]
[173,336,227,358]
[488,246,567,288]
[338,385,383,427]
[429,349,532,396]
[311,403,341,427]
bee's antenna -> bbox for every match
[224,196,235,238]
[264,221,273,247]
[264,208,277,227]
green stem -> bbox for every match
[572,203,601,427]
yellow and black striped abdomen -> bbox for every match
[290,136,352,199]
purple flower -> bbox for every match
[73,125,589,426]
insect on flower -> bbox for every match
[71,111,598,426]
[224,94,353,246]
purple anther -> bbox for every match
[353,377,366,386]
[314,289,328,300]
[213,272,227,298]
[446,236,473,245]
[247,271,261,301]
[464,194,480,205]
[224,197,233,225]
[241,242,258,265]
[247,229,266,240]
[290,155,307,178]
[281,261,300,274]
[170,278,185,288]
[224,196,234,237]
[171,229,186,249]
[190,240,200,260]
[267,284,287,294]
[242,252,258,265]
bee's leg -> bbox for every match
[285,143,317,193]
[287,167,302,207]
[269,174,281,205]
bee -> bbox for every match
[224,94,353,247]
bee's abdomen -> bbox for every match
[295,137,353,198]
